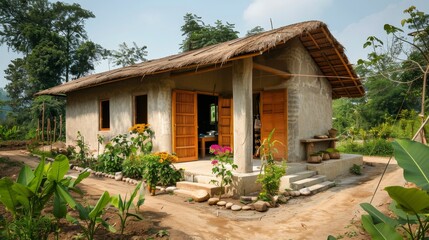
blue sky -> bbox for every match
[1,0,428,88]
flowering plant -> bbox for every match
[129,124,155,155]
[209,144,237,199]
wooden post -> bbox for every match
[53,116,57,143]
[41,102,45,142]
[59,115,63,141]
[47,118,51,143]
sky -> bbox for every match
[0,0,428,89]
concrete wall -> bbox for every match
[254,38,333,162]
[66,74,175,153]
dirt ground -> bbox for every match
[0,150,404,240]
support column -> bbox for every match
[148,77,174,152]
[232,58,253,173]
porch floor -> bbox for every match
[173,153,363,180]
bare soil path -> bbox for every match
[0,151,404,240]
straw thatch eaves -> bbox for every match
[37,21,364,99]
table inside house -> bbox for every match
[300,138,338,160]
[198,136,218,159]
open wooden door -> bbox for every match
[172,90,198,162]
[218,96,233,148]
[261,89,288,160]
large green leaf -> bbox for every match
[89,191,110,219]
[29,158,45,193]
[17,165,34,185]
[361,214,402,240]
[56,184,77,209]
[385,186,429,214]
[360,203,398,227]
[53,191,67,219]
[0,178,17,215]
[389,201,418,224]
[48,154,69,182]
[11,182,34,198]
[392,139,429,190]
[70,171,90,187]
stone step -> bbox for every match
[279,171,317,192]
[194,175,219,185]
[308,181,335,194]
[290,175,326,190]
[176,181,222,197]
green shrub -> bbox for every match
[122,155,146,179]
[349,164,362,175]
[142,152,182,190]
[338,139,393,156]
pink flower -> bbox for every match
[210,144,222,155]
[211,159,219,165]
[223,146,232,154]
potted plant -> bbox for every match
[326,148,340,159]
[321,150,330,160]
[328,128,338,138]
[308,152,322,163]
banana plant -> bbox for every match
[110,181,145,236]
[66,191,116,240]
[360,139,429,239]
[0,155,88,218]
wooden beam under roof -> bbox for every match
[253,63,292,79]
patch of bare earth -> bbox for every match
[0,150,404,240]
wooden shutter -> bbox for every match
[218,96,233,148]
[261,89,288,160]
[172,90,198,162]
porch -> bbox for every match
[173,153,363,196]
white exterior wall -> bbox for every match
[66,75,174,152]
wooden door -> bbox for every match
[261,89,288,160]
[172,90,198,162]
[218,96,233,148]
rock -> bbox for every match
[277,195,289,204]
[160,187,166,193]
[217,201,227,206]
[166,186,177,193]
[231,205,242,211]
[225,202,233,209]
[192,190,210,202]
[254,200,268,212]
[208,197,220,205]
[292,191,301,197]
[114,172,123,181]
[299,188,311,196]
[242,205,252,210]
[283,190,292,197]
[240,196,257,202]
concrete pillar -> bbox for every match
[232,58,253,173]
[148,77,174,152]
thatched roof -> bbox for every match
[37,20,364,98]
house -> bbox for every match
[37,21,364,193]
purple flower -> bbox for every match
[223,146,232,154]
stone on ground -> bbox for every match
[242,205,252,210]
[254,200,268,212]
[208,197,220,205]
[192,190,210,202]
[225,202,234,209]
[299,187,311,196]
[231,205,242,211]
[217,201,227,206]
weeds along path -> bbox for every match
[0,150,405,240]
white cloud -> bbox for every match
[243,0,333,27]
[336,1,428,64]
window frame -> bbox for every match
[99,99,110,131]
[133,94,148,125]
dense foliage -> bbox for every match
[334,6,429,154]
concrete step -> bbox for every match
[290,175,326,190]
[194,175,219,185]
[308,181,335,194]
[176,181,222,197]
[279,171,317,191]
